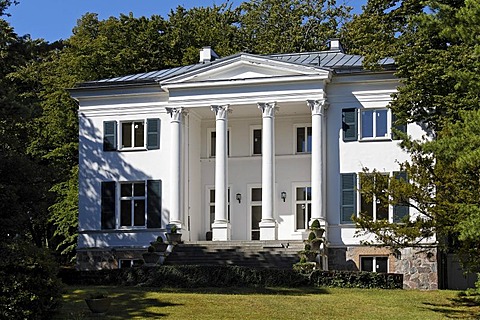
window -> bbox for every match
[120,182,146,227]
[119,259,142,269]
[295,186,311,230]
[340,172,409,224]
[208,188,230,229]
[101,180,162,230]
[296,125,312,153]
[342,109,406,142]
[360,256,388,273]
[209,129,230,157]
[252,127,262,155]
[250,187,262,240]
[103,119,160,151]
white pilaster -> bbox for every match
[258,102,277,240]
[167,107,184,228]
[210,105,231,241]
[307,99,328,228]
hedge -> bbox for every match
[60,265,403,289]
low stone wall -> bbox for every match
[328,246,438,290]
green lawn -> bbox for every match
[55,286,480,319]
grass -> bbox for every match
[55,286,480,319]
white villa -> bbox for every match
[70,40,441,289]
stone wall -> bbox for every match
[328,246,438,290]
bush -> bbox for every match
[308,270,403,289]
[0,241,63,319]
[310,219,321,230]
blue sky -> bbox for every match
[5,0,365,43]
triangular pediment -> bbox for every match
[161,54,331,87]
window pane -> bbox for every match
[252,188,262,202]
[296,187,306,201]
[307,203,311,222]
[251,206,262,229]
[210,131,216,157]
[296,204,306,230]
[133,200,145,226]
[376,110,388,137]
[121,200,131,226]
[361,110,373,138]
[361,257,374,272]
[209,206,215,227]
[297,127,305,152]
[122,122,132,148]
[253,129,262,155]
[120,260,133,269]
[134,122,144,147]
[361,194,374,220]
[121,184,132,197]
[209,189,215,203]
[376,257,388,273]
[306,187,312,201]
[377,201,389,220]
[307,127,312,152]
[133,182,144,197]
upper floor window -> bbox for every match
[209,129,230,157]
[251,126,262,155]
[342,108,406,142]
[120,182,146,227]
[296,125,312,153]
[103,119,160,151]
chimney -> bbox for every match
[328,38,344,53]
[199,46,220,64]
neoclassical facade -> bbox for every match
[71,41,438,289]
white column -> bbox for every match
[167,107,184,228]
[307,99,327,227]
[258,102,277,240]
[211,105,231,241]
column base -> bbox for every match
[259,220,277,240]
[212,221,231,241]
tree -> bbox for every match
[344,0,480,273]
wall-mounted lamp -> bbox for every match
[281,191,287,202]
[236,193,242,204]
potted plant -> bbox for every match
[310,219,325,238]
[165,224,182,244]
[150,236,168,252]
[142,245,161,264]
[85,291,111,314]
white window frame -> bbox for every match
[360,256,389,273]
[207,127,231,158]
[359,108,392,141]
[250,125,262,156]
[206,186,231,230]
[119,120,147,150]
[118,181,147,229]
[293,183,312,231]
[294,123,312,154]
[248,184,262,240]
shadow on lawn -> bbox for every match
[422,295,480,319]
[160,286,330,296]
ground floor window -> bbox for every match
[208,188,230,229]
[250,187,262,240]
[295,186,311,230]
[360,256,388,273]
[119,259,143,269]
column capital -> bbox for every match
[258,102,277,118]
[166,107,185,122]
[307,99,328,116]
[210,105,230,120]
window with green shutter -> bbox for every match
[103,121,117,151]
[342,109,357,141]
[101,181,116,229]
[341,173,357,223]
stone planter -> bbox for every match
[312,229,325,238]
[85,298,111,314]
[310,239,322,252]
[150,242,168,252]
[166,233,182,244]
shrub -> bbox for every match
[308,270,403,289]
[0,241,63,319]
[310,219,321,230]
[155,236,164,243]
[308,231,316,241]
[147,245,155,253]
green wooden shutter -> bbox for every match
[342,109,357,141]
[393,171,409,222]
[101,181,116,229]
[147,119,160,150]
[103,121,117,151]
[147,180,162,228]
[392,113,407,140]
[341,173,357,223]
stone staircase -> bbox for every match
[163,240,303,269]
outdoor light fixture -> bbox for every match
[281,191,287,202]
[236,193,242,204]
